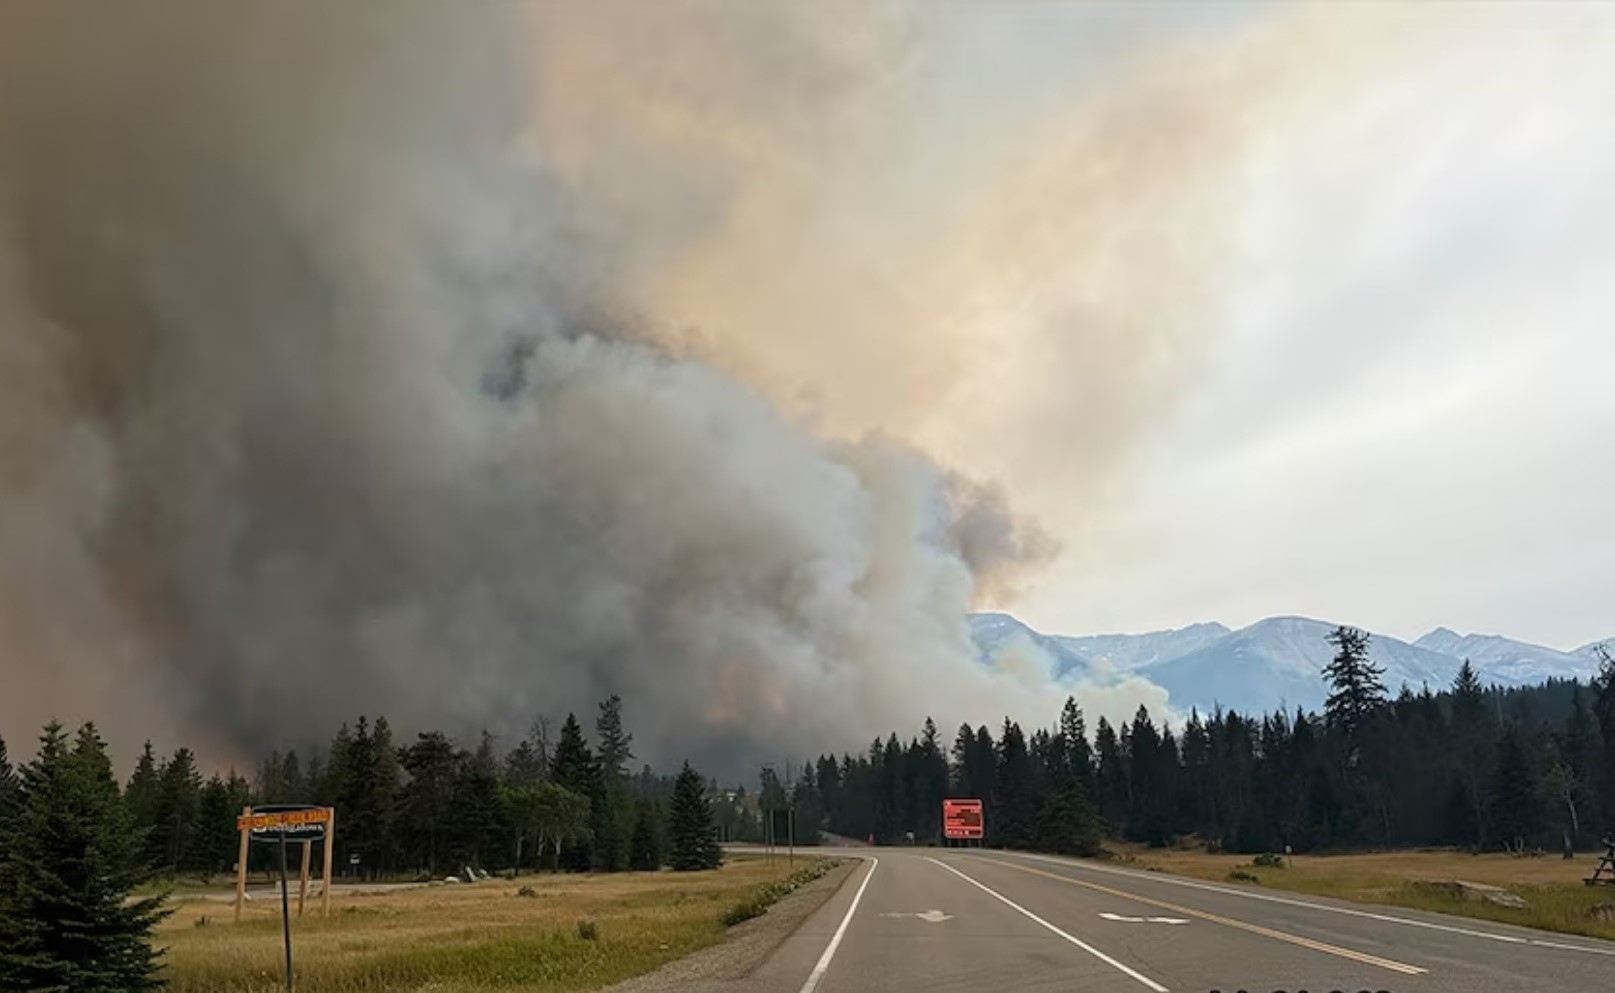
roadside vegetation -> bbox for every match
[1109,844,1615,942]
[160,856,828,993]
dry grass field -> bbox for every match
[157,855,830,993]
[1107,844,1615,941]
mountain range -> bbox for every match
[970,612,1610,718]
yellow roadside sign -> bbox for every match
[237,807,332,832]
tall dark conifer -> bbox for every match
[0,723,168,992]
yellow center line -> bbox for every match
[960,855,1427,977]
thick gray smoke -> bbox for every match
[0,3,1162,771]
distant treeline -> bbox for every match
[811,631,1615,855]
[3,630,1611,891]
[0,695,722,883]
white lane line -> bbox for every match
[1002,851,1615,957]
[926,857,1169,992]
[797,857,878,993]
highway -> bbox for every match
[737,849,1615,993]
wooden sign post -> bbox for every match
[234,805,336,992]
[297,839,312,916]
[235,805,253,922]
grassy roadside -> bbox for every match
[1105,844,1615,942]
[158,855,829,993]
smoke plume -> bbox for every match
[0,3,1183,771]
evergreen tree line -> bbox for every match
[0,699,725,989]
[808,631,1615,855]
[3,694,725,887]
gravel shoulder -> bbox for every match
[602,858,858,993]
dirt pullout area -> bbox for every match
[603,859,858,993]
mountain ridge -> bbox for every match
[970,612,1609,717]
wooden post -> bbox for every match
[321,806,336,916]
[297,839,312,916]
[235,805,252,922]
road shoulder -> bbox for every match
[603,858,859,993]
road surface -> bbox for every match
[735,849,1615,993]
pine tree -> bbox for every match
[914,718,949,842]
[1094,717,1128,831]
[1035,783,1102,856]
[1449,659,1493,847]
[993,720,1036,848]
[0,735,18,824]
[451,732,504,870]
[1058,696,1094,792]
[193,775,235,878]
[1591,646,1615,836]
[629,797,666,870]
[549,714,598,870]
[1559,684,1599,848]
[667,762,721,871]
[0,722,168,992]
[1323,626,1386,740]
[593,696,635,871]
[124,741,161,869]
[399,731,459,874]
[152,747,202,876]
[1487,726,1544,851]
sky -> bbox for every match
[2,2,1612,767]
[982,3,1615,650]
[851,2,1615,651]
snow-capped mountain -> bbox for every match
[968,612,1088,679]
[1575,639,1612,661]
[1413,627,1599,686]
[1054,622,1230,671]
[969,613,1605,717]
[1144,616,1463,716]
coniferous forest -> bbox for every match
[2,629,1612,987]
[0,632,1608,884]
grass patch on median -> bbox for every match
[158,856,828,993]
[1107,844,1615,943]
[720,858,841,926]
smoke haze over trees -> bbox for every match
[0,2,1212,778]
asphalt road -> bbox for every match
[738,849,1615,993]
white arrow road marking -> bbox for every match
[881,909,953,922]
[1099,912,1188,925]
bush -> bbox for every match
[516,885,538,898]
[721,897,770,926]
[719,860,840,928]
[1252,852,1285,868]
[575,919,599,941]
[1227,869,1260,883]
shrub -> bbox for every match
[1252,852,1285,868]
[575,919,599,941]
[1227,869,1260,883]
[516,885,538,898]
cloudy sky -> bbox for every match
[524,1,1615,653]
[3,2,1610,763]
[857,2,1615,651]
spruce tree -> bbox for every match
[125,741,161,870]
[549,714,598,870]
[1035,783,1102,856]
[992,721,1037,848]
[593,696,634,871]
[0,735,18,823]
[1449,660,1493,846]
[629,797,666,871]
[1323,626,1386,740]
[668,762,721,871]
[1487,726,1543,851]
[152,747,202,876]
[0,723,168,992]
